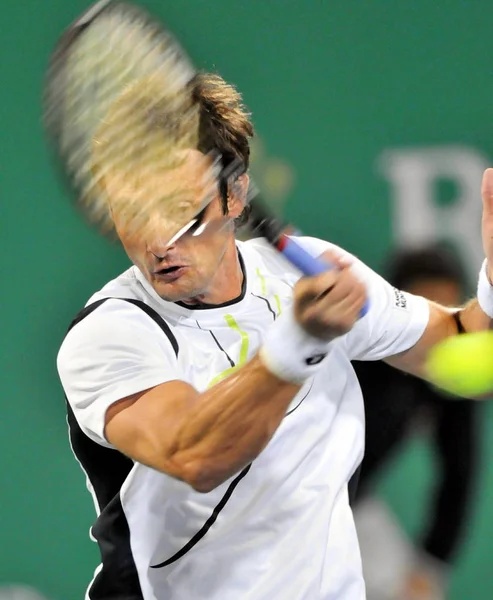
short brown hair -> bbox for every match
[191,72,253,167]
[190,72,254,217]
[93,71,254,232]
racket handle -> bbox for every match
[278,235,369,317]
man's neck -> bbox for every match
[181,240,244,307]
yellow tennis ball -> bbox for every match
[425,331,493,397]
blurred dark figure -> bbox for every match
[351,244,481,600]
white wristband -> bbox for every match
[259,306,332,384]
[477,259,493,318]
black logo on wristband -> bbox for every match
[305,353,327,366]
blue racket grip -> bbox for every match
[280,236,369,318]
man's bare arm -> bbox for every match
[387,167,493,385]
[386,299,491,380]
[105,355,300,493]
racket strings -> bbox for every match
[95,79,222,240]
[45,1,212,240]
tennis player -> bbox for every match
[57,73,493,600]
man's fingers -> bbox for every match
[317,285,365,319]
[318,249,352,270]
[295,265,364,305]
[303,291,365,332]
[302,274,366,322]
[481,168,493,218]
[295,269,341,303]
[318,269,363,305]
[293,257,367,339]
[318,282,366,314]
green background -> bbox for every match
[2,1,493,598]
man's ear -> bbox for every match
[227,173,250,218]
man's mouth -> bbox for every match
[157,266,181,274]
[153,265,187,281]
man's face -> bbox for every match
[107,150,246,303]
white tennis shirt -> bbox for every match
[57,236,429,600]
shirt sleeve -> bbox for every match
[293,236,430,361]
[57,299,181,448]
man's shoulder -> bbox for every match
[59,286,178,376]
[63,265,166,345]
[85,265,141,306]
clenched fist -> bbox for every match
[293,250,367,341]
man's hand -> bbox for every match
[481,168,493,284]
[293,250,367,341]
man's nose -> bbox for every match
[147,239,176,260]
[144,210,181,258]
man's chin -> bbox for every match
[153,285,189,303]
[152,279,201,304]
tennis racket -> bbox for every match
[43,0,369,315]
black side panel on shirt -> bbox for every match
[65,297,179,600]
[67,403,142,600]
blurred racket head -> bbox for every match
[43,0,220,244]
[42,1,340,292]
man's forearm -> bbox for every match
[106,355,301,493]
[106,307,334,492]
[386,298,492,379]
[171,355,301,491]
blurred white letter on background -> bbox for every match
[379,146,489,272]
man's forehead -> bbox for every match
[105,148,215,194]
[104,148,219,243]
[161,148,215,182]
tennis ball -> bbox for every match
[425,331,493,397]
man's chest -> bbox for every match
[174,300,284,391]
